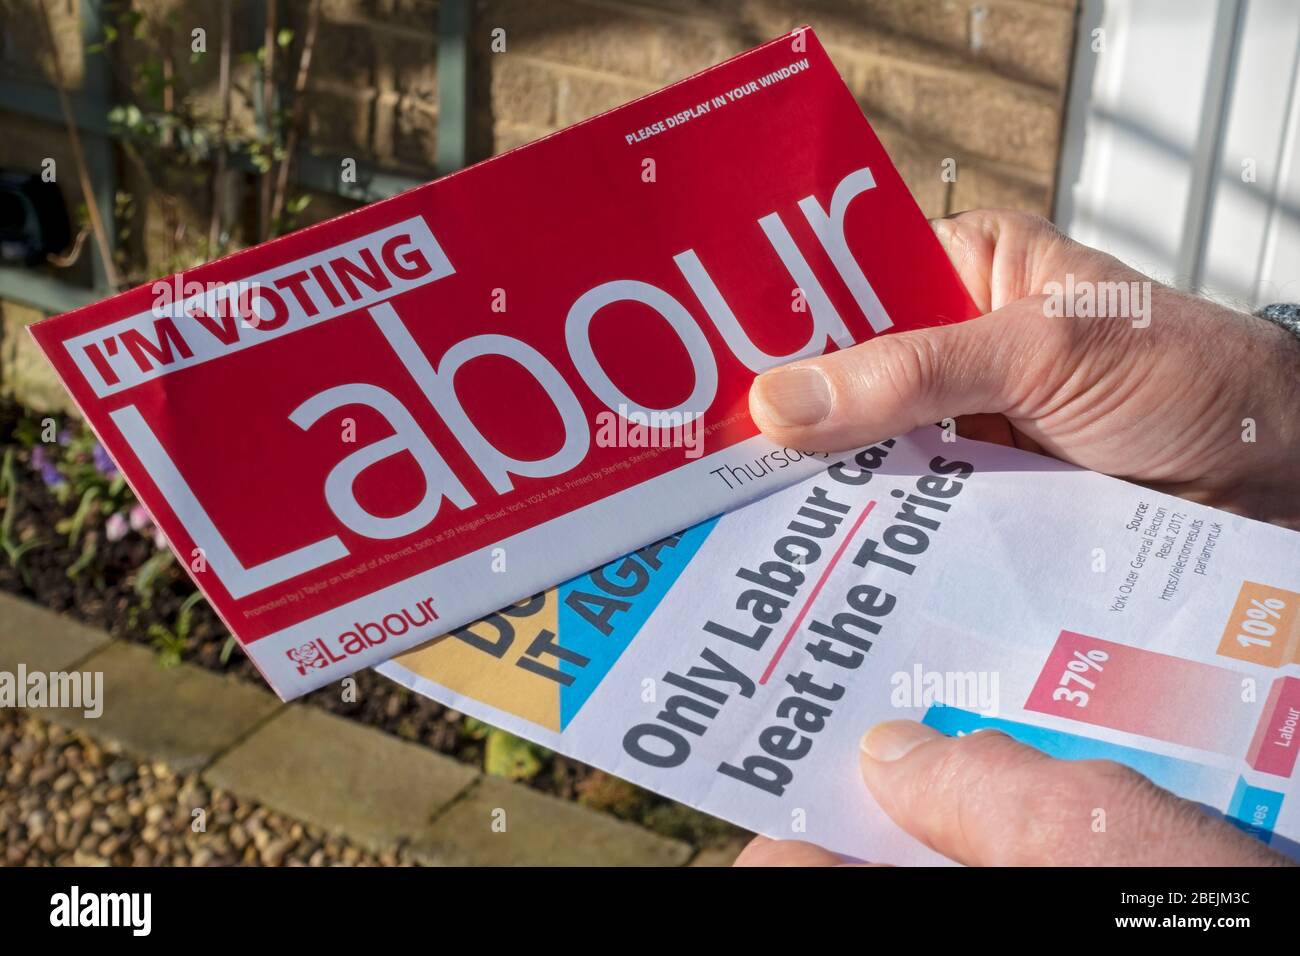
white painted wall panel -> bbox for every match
[1201,0,1300,305]
[1057,0,1300,308]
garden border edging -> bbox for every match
[0,591,695,866]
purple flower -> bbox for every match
[92,443,119,477]
[152,527,168,550]
[30,446,64,487]
[105,512,129,542]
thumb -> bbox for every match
[748,298,1049,451]
[858,720,1292,866]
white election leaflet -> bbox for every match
[379,426,1300,864]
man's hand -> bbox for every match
[734,721,1293,866]
[748,210,1300,528]
[739,211,1300,867]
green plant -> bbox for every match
[91,0,322,279]
[132,549,176,609]
[20,420,151,584]
[464,718,552,782]
[65,486,100,547]
[38,425,134,530]
[148,590,205,669]
[219,635,239,665]
[485,730,548,781]
[65,535,97,580]
[0,448,43,582]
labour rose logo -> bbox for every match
[287,642,329,675]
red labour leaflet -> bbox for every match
[31,28,978,698]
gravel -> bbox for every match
[0,709,409,866]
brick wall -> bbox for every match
[3,0,1079,245]
[470,0,1078,218]
[290,0,1080,219]
[0,0,1078,412]
[0,0,1076,408]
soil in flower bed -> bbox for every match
[0,399,744,850]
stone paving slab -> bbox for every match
[0,591,112,673]
[43,641,282,774]
[205,704,479,856]
[411,775,693,866]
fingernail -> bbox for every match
[860,721,941,762]
[752,367,832,427]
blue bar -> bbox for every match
[1227,776,1284,843]
[922,707,1205,795]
